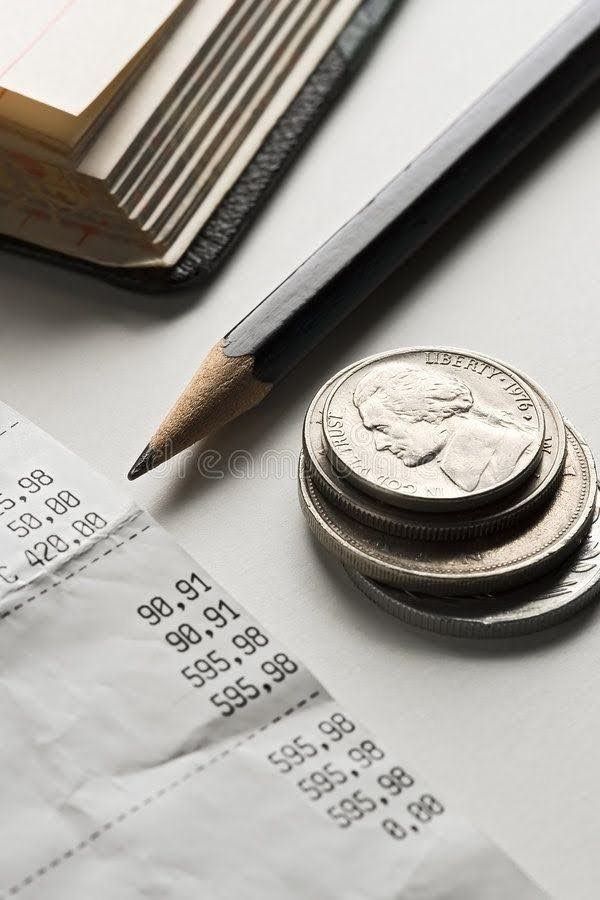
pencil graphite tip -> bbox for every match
[127,444,162,481]
[125,343,272,482]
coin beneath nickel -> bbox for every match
[322,348,546,512]
[298,427,596,595]
[344,493,600,638]
[305,367,566,541]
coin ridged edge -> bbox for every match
[307,432,592,572]
[304,438,565,543]
[298,432,597,595]
[343,499,600,638]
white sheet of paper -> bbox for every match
[0,0,184,114]
[0,402,548,899]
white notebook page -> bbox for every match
[0,0,185,114]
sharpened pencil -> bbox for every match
[128,1,600,481]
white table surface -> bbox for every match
[1,2,598,897]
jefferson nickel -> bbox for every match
[322,348,545,512]
[305,368,566,541]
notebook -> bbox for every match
[0,0,398,292]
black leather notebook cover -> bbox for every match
[0,0,398,293]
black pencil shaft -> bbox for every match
[223,0,600,384]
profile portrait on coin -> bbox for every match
[353,363,536,493]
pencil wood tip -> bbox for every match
[127,444,162,481]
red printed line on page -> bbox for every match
[0,0,80,80]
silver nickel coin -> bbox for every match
[298,427,596,596]
[322,348,546,512]
[305,368,566,541]
[344,493,600,638]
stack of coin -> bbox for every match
[298,348,600,638]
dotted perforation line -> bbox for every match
[0,522,151,622]
[4,690,322,897]
[0,422,19,439]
